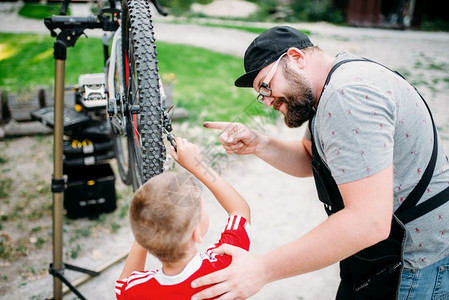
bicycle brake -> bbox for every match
[164,128,177,152]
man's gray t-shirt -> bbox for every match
[307,51,449,269]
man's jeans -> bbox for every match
[399,255,449,299]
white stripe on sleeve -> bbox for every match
[233,215,241,230]
[226,215,235,230]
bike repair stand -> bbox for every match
[48,27,100,300]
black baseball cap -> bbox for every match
[234,26,314,88]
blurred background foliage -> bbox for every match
[15,0,449,31]
[244,0,344,23]
[159,0,213,16]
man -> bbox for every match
[190,26,449,299]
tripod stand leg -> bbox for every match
[52,58,66,300]
[49,265,87,300]
[65,263,100,277]
[49,262,100,300]
[49,25,122,300]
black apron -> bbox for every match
[310,59,449,299]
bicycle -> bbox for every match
[43,1,173,298]
[45,0,174,192]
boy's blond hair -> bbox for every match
[129,172,202,263]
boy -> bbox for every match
[115,137,251,299]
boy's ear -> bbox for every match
[192,226,202,244]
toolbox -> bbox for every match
[63,136,115,167]
[64,163,116,219]
[31,74,118,219]
[70,119,112,142]
[30,106,91,131]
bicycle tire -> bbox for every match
[112,132,132,185]
[121,0,165,191]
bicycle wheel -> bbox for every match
[121,0,166,191]
[112,127,132,185]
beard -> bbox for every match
[275,63,315,128]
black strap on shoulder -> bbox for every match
[317,59,368,101]
[394,98,438,218]
[399,186,449,224]
[314,57,446,224]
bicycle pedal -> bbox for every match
[78,73,107,109]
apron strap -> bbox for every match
[398,186,449,224]
[395,97,438,220]
[312,57,446,225]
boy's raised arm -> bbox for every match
[118,240,147,280]
[170,137,250,223]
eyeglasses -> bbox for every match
[256,52,287,104]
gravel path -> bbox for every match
[1,1,449,299]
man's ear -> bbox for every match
[286,47,306,69]
[192,225,202,244]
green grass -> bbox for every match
[156,41,275,122]
[163,19,311,36]
[0,32,274,122]
[0,33,104,91]
[200,23,311,36]
[202,23,270,34]
[18,3,69,19]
